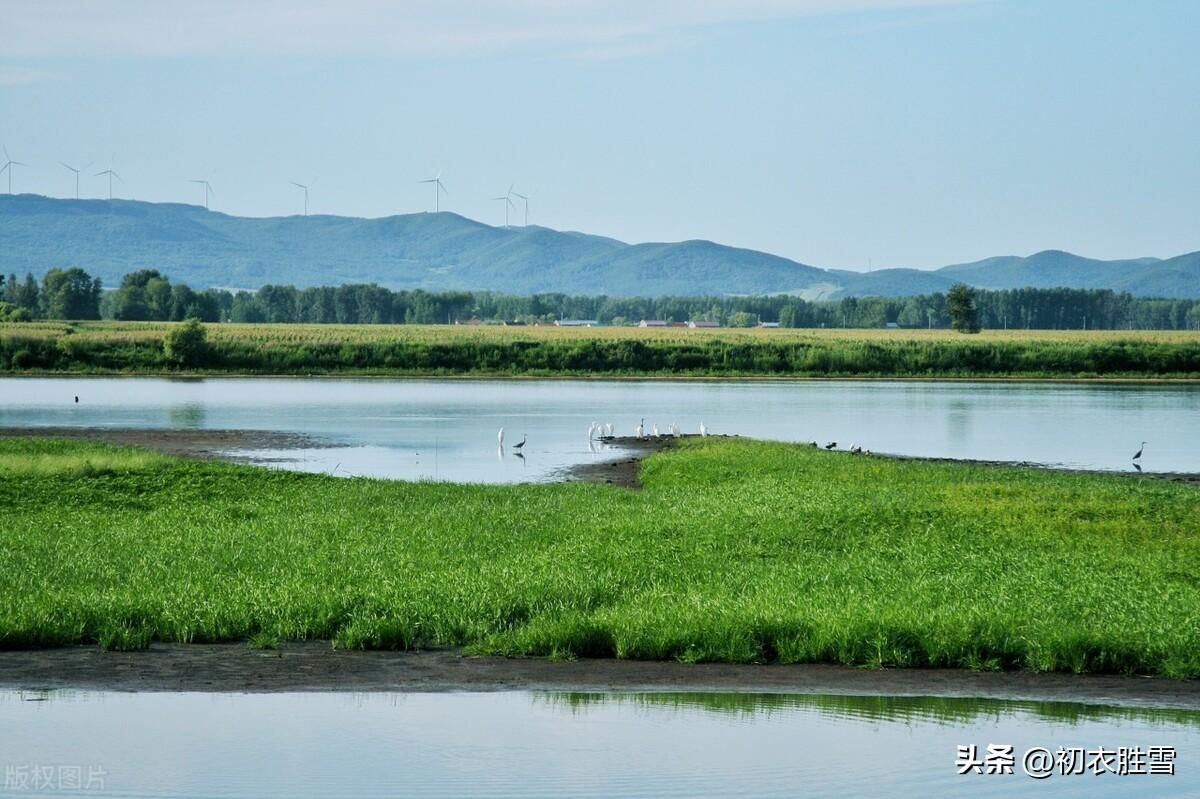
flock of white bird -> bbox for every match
[496,419,713,454]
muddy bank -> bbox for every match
[0,643,1195,708]
[563,435,680,488]
[0,426,334,461]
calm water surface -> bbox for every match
[1,691,1196,797]
[1,377,1196,481]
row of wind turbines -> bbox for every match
[1,146,124,200]
[0,145,532,226]
[418,172,530,226]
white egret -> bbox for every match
[652,423,659,438]
[635,419,645,439]
[497,427,505,447]
[699,422,708,437]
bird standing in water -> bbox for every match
[1132,441,1146,461]
[513,434,527,452]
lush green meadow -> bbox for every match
[2,436,1198,676]
[2,321,1199,377]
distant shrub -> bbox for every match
[0,302,32,322]
[163,318,208,367]
[10,349,34,369]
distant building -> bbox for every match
[884,322,900,329]
[639,320,668,327]
[555,319,599,327]
[688,320,720,328]
[455,318,483,326]
[760,322,780,328]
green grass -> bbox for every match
[3,321,1200,378]
[1,436,1198,676]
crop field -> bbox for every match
[2,321,1199,377]
[2,436,1198,676]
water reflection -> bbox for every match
[2,690,1198,797]
[166,402,206,428]
[541,692,1200,728]
[2,377,1197,481]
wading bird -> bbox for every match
[74,396,79,403]
[652,423,659,438]
[513,434,527,452]
[497,427,504,447]
[699,422,708,437]
[1133,441,1147,461]
[635,419,645,439]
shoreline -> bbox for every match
[2,643,1197,709]
[0,426,335,462]
[5,427,1194,488]
[3,371,1200,384]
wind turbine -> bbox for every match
[492,183,515,227]
[95,156,122,200]
[189,171,216,209]
[511,189,530,226]
[290,181,310,216]
[417,171,447,212]
[59,161,90,199]
[1,146,28,194]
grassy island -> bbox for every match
[2,436,1197,676]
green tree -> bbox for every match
[163,318,208,367]
[0,301,33,322]
[110,269,170,321]
[727,311,758,328]
[7,273,41,315]
[41,267,102,320]
[896,299,923,328]
[947,283,981,333]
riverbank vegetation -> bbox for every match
[2,321,1198,377]
[6,268,1200,330]
[2,436,1197,675]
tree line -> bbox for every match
[4,268,1200,330]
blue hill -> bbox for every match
[1,195,1196,298]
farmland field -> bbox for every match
[2,321,1200,378]
[3,435,1198,676]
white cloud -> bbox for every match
[0,0,970,60]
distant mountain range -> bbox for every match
[2,194,1197,298]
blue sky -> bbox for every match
[1,0,1197,270]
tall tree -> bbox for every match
[41,267,102,319]
[947,283,981,333]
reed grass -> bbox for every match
[2,321,1199,377]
